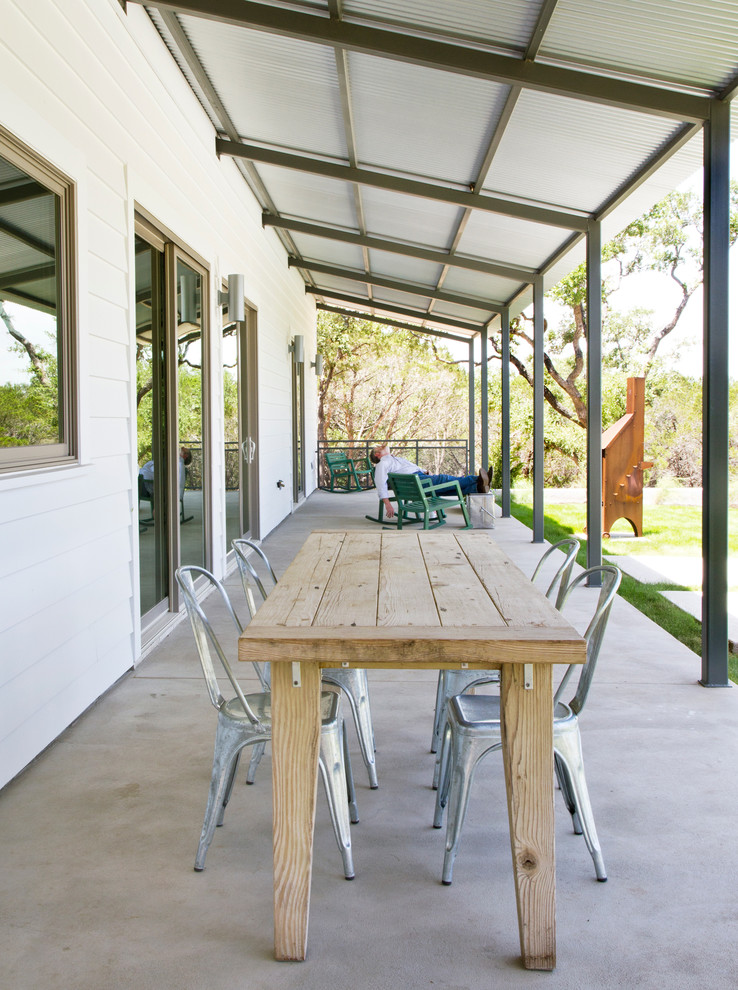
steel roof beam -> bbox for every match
[317,304,470,344]
[290,257,504,313]
[305,288,484,334]
[218,139,589,230]
[263,213,534,281]
[136,0,712,121]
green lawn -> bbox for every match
[509,498,738,684]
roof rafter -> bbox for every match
[317,304,472,344]
[290,257,504,313]
[263,214,535,282]
[134,0,712,121]
[217,139,589,231]
[306,288,484,334]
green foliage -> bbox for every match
[0,379,59,446]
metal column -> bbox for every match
[501,308,511,517]
[468,338,475,475]
[701,99,731,687]
[480,329,488,477]
[586,221,603,582]
[532,277,544,542]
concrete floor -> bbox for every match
[2,489,738,989]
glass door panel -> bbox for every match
[135,236,168,618]
[176,258,205,569]
[222,319,243,546]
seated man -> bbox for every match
[369,444,491,520]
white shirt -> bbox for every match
[374,453,421,500]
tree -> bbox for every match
[317,311,470,472]
[494,184,738,430]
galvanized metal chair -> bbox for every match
[428,537,581,787]
[232,538,378,788]
[433,564,622,886]
[175,565,357,878]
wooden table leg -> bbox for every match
[500,662,556,971]
[271,661,322,961]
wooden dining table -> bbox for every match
[238,529,586,971]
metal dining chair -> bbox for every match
[428,537,581,787]
[175,565,357,878]
[432,563,621,886]
[232,538,379,788]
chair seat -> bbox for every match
[449,692,571,728]
[222,689,339,726]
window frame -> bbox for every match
[0,125,78,473]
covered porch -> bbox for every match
[2,490,736,988]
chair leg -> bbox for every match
[433,718,454,828]
[322,667,378,788]
[215,749,243,828]
[441,732,500,886]
[554,752,582,834]
[318,723,356,880]
[245,740,267,785]
[554,728,607,881]
[195,718,248,871]
[430,670,446,753]
[342,719,359,823]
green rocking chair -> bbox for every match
[387,473,472,530]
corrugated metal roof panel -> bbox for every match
[457,212,567,271]
[542,0,738,91]
[360,186,463,247]
[483,90,680,213]
[441,267,522,305]
[254,165,357,228]
[366,250,444,285]
[430,299,497,321]
[290,233,365,271]
[348,52,511,184]
[180,15,347,157]
[371,287,434,310]
[344,0,543,51]
[311,274,372,297]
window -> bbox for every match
[0,126,77,471]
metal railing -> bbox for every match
[317,438,469,490]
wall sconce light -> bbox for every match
[179,271,198,324]
[290,334,305,364]
[311,353,324,376]
[218,274,245,322]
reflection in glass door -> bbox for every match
[135,235,168,618]
[176,257,206,570]
[223,299,258,549]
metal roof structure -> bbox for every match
[128,0,738,687]
[133,0,736,339]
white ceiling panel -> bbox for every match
[483,90,680,213]
[310,273,371,297]
[430,299,498,321]
[543,0,738,92]
[370,287,434,310]
[348,52,511,184]
[180,15,347,157]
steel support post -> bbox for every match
[532,278,544,542]
[586,221,603,585]
[468,338,475,475]
[481,329,489,479]
[701,100,731,687]
[501,308,511,516]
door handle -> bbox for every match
[241,438,257,463]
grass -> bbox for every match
[509,498,738,685]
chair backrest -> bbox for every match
[554,564,622,715]
[232,539,277,615]
[137,472,152,505]
[531,537,580,610]
[175,565,264,724]
[388,472,428,505]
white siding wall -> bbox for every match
[0,0,318,788]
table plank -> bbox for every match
[418,531,507,627]
[377,532,440,626]
[252,531,345,627]
[456,531,571,629]
[314,532,380,627]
